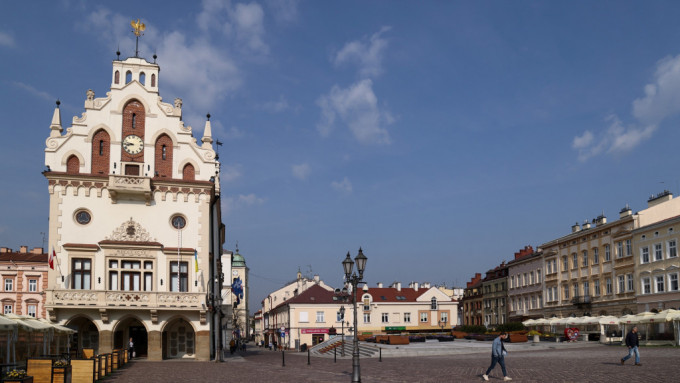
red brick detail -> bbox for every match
[154,134,173,178]
[121,100,145,163]
[66,155,80,174]
[182,164,195,181]
[91,129,111,175]
[151,74,156,87]
[114,71,120,84]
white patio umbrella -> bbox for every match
[0,315,18,365]
[598,316,620,325]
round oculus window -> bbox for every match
[75,210,91,225]
[171,215,186,229]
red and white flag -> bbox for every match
[49,247,55,270]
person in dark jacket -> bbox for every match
[482,332,511,381]
[621,326,641,366]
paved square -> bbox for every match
[107,344,680,382]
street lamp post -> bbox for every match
[439,318,447,333]
[342,248,367,383]
[338,306,346,357]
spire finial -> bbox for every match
[207,113,211,120]
[235,241,239,253]
[130,19,146,57]
[56,99,60,108]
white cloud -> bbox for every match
[220,164,242,182]
[237,193,265,205]
[291,163,310,180]
[265,0,300,24]
[0,31,15,47]
[262,95,289,113]
[333,26,391,77]
[316,79,392,145]
[331,177,353,194]
[13,82,54,102]
[233,2,268,55]
[572,54,680,161]
[224,126,245,139]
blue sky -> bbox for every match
[2,1,680,311]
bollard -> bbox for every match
[282,350,285,367]
[379,347,382,362]
[308,349,311,365]
[334,346,337,362]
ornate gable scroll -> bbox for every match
[106,217,156,242]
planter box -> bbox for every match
[507,334,528,343]
[1,377,34,383]
[52,366,72,383]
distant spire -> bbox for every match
[50,100,62,137]
[201,113,214,148]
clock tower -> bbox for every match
[43,26,227,361]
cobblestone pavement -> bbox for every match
[105,345,680,382]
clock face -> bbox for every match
[123,135,144,155]
[232,270,239,276]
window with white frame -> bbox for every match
[606,277,612,294]
[552,286,557,302]
[299,311,309,322]
[530,271,535,284]
[594,279,601,296]
[441,312,448,324]
[641,246,650,264]
[510,275,514,288]
[546,261,552,274]
[563,256,568,271]
[381,313,389,323]
[618,275,625,293]
[669,240,677,258]
[627,274,634,291]
[642,277,651,294]
[430,297,437,310]
[316,311,325,323]
[593,248,599,264]
[582,251,588,267]
[626,239,632,256]
[27,304,36,318]
[537,269,542,283]
[583,281,589,296]
[655,243,663,261]
[552,259,557,273]
[420,312,428,322]
[28,279,37,292]
[4,279,12,291]
[605,244,611,261]
[572,254,578,269]
[669,273,679,291]
[3,304,11,314]
[363,313,371,323]
[523,273,527,286]
[564,284,570,299]
[404,312,411,323]
[573,283,579,297]
[656,275,665,293]
[617,241,623,258]
[547,288,553,302]
[531,296,536,309]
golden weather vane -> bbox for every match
[130,19,146,57]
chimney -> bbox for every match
[620,204,632,218]
[313,274,320,283]
[572,222,581,233]
[423,282,431,288]
[596,214,607,226]
[0,247,9,253]
[396,282,401,291]
[31,247,44,254]
[648,190,673,208]
[20,246,28,253]
[414,282,419,292]
[582,220,591,230]
[377,282,383,288]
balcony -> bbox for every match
[108,174,152,205]
[571,295,591,306]
[46,289,206,310]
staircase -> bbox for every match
[309,336,380,358]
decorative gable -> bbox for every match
[106,217,156,242]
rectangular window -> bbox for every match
[299,312,309,323]
[627,274,634,292]
[404,312,411,323]
[582,251,588,267]
[593,248,599,264]
[381,313,389,323]
[3,304,11,314]
[316,311,325,323]
[564,284,570,299]
[656,275,665,293]
[363,313,371,323]
[420,312,428,322]
[572,254,578,269]
[170,261,188,292]
[670,273,679,291]
[552,259,557,273]
[655,243,663,261]
[531,296,536,309]
[27,304,36,318]
[617,242,623,258]
[143,261,153,292]
[363,304,370,311]
[573,283,579,297]
[605,244,611,261]
[121,260,141,291]
[546,261,552,274]
[606,278,612,294]
[594,279,601,296]
[669,240,677,258]
[72,258,91,290]
[583,281,589,296]
[28,279,37,292]
[336,311,344,322]
[618,275,625,293]
[530,272,535,284]
[642,277,651,294]
[552,287,557,303]
[547,288,553,302]
[563,256,568,271]
[641,247,650,264]
[536,269,542,283]
[626,239,632,256]
[441,312,448,324]
[4,279,12,291]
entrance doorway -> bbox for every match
[312,334,325,345]
[113,318,148,358]
[66,317,99,356]
[162,318,195,359]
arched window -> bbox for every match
[132,113,136,129]
[114,71,120,84]
[154,134,173,177]
[125,71,132,84]
[151,73,156,87]
[182,163,195,181]
[430,297,438,310]
[66,155,80,174]
[139,72,146,85]
[91,129,110,174]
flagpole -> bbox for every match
[177,229,181,292]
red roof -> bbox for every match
[0,252,48,263]
[274,284,338,309]
[356,287,452,302]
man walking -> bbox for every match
[621,326,641,366]
[482,332,511,381]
